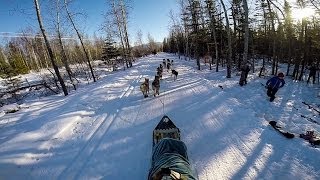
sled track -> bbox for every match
[225,127,273,179]
[58,73,143,179]
[199,109,274,179]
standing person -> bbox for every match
[266,72,285,102]
[307,64,317,84]
[239,63,250,86]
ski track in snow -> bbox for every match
[59,70,143,179]
[0,53,319,179]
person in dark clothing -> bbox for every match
[239,64,250,86]
[307,65,317,84]
[266,72,285,102]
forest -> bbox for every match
[0,0,319,103]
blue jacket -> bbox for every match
[266,76,285,90]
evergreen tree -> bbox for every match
[7,42,29,75]
[102,39,119,61]
[0,47,13,77]
[102,38,120,71]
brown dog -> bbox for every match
[140,78,149,98]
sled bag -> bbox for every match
[148,138,197,180]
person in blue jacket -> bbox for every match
[266,72,285,102]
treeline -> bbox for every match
[0,0,161,102]
[0,33,104,77]
[163,0,320,80]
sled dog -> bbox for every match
[140,78,149,98]
[152,76,160,97]
[171,69,178,81]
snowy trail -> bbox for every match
[0,53,319,179]
[58,69,143,179]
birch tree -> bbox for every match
[55,0,76,90]
[120,0,132,67]
[34,0,68,96]
[64,0,96,82]
[105,0,133,68]
[239,0,250,84]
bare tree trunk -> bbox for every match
[64,0,96,82]
[220,0,232,78]
[31,46,40,71]
[231,3,238,65]
[205,0,219,72]
[286,38,292,76]
[188,0,201,70]
[299,19,307,81]
[120,0,132,67]
[111,0,128,68]
[34,0,68,96]
[266,0,276,75]
[242,0,249,66]
[56,0,76,90]
[239,0,249,85]
[181,4,189,60]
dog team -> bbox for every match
[140,58,179,98]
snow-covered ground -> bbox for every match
[0,53,319,179]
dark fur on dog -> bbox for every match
[167,62,171,71]
[162,59,166,67]
[171,69,178,81]
[145,78,149,93]
[157,66,162,79]
[152,76,160,97]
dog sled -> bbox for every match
[148,115,197,180]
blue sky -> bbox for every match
[0,0,179,43]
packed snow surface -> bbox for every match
[0,53,319,179]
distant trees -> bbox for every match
[147,33,159,55]
[132,30,146,57]
[0,46,14,77]
[7,41,29,75]
[2,0,320,102]
[165,0,232,74]
[163,0,320,81]
[0,0,105,101]
[104,0,133,69]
